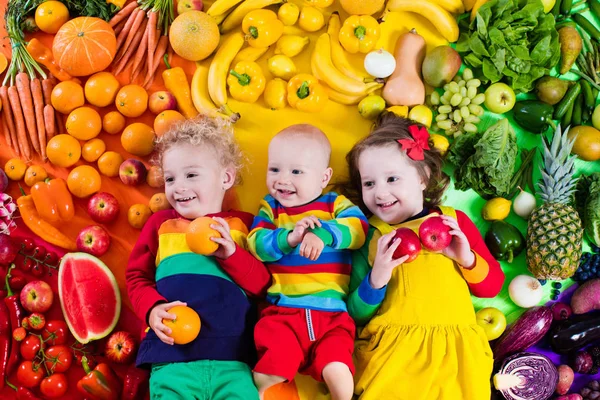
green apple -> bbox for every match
[484,83,516,114]
[476,307,507,341]
[592,105,600,130]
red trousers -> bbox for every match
[253,305,355,382]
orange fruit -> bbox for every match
[115,85,148,118]
[146,166,164,188]
[226,217,249,235]
[67,165,101,198]
[66,106,102,140]
[169,11,220,61]
[35,1,69,34]
[82,138,106,162]
[51,81,85,114]
[102,111,126,135]
[128,203,152,229]
[46,134,81,168]
[154,110,186,137]
[0,54,7,75]
[121,123,156,156]
[24,165,48,187]
[85,72,120,107]
[97,151,124,177]
[149,193,172,213]
[162,305,201,345]
[4,158,27,180]
[186,217,221,255]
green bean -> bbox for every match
[573,14,600,41]
[582,79,595,110]
[562,0,574,14]
[561,94,575,127]
[553,0,564,17]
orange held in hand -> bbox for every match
[162,306,201,345]
[186,217,221,255]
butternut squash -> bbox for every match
[382,28,426,107]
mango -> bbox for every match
[558,26,582,75]
[421,46,461,88]
[567,125,600,161]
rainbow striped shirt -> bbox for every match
[247,192,368,312]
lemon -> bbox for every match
[429,133,450,157]
[482,198,512,221]
[387,105,409,118]
[298,6,324,32]
[358,95,386,120]
[541,0,555,13]
[278,3,300,26]
[274,35,310,58]
[267,55,297,80]
[408,105,433,128]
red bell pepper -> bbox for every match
[4,265,23,378]
[77,356,122,400]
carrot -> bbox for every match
[113,19,126,36]
[109,1,139,27]
[114,18,148,76]
[56,113,66,135]
[115,8,145,64]
[41,78,53,105]
[30,79,46,160]
[1,114,12,152]
[43,104,55,139]
[15,73,40,156]
[8,86,31,160]
[144,36,169,89]
[129,18,151,80]
[146,10,159,78]
[114,7,141,56]
[0,86,19,157]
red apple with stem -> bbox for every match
[419,216,452,252]
[148,91,178,115]
[391,228,421,262]
[105,331,137,364]
[20,280,53,313]
[76,226,111,257]
[119,159,147,186]
[87,192,120,224]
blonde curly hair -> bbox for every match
[152,116,245,185]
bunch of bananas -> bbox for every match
[206,0,284,31]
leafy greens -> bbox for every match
[455,0,560,93]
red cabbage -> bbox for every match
[493,352,558,400]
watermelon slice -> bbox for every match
[58,252,121,344]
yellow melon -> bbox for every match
[169,11,220,61]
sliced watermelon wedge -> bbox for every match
[58,252,121,344]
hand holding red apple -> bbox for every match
[391,228,421,262]
[430,215,475,268]
[370,231,409,289]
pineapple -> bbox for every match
[527,125,583,280]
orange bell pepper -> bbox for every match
[77,357,121,400]
[30,178,74,223]
[16,194,77,251]
[26,38,72,81]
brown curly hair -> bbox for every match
[344,111,449,216]
[152,116,245,185]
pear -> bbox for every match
[421,46,462,88]
[535,76,569,106]
[558,26,582,75]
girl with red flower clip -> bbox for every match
[340,112,505,400]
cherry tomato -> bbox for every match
[45,345,73,373]
[28,313,46,330]
[17,361,45,388]
[40,373,68,398]
[42,320,68,346]
[45,252,59,266]
[33,246,46,260]
[21,258,34,272]
[20,334,42,360]
[22,238,35,253]
[31,262,46,277]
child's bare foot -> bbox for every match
[323,362,354,400]
[253,371,286,399]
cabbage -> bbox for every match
[493,352,558,400]
[575,173,600,247]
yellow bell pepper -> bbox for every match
[242,9,284,48]
[107,0,127,8]
[339,15,381,54]
[227,61,266,103]
[287,74,328,113]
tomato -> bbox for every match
[20,335,42,361]
[40,373,68,398]
[17,361,45,388]
[45,345,73,373]
[42,320,68,346]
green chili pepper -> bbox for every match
[484,220,525,264]
[512,100,556,134]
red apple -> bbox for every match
[177,0,203,14]
[105,331,137,364]
[20,280,53,313]
[419,216,452,252]
[148,91,178,115]
[87,192,120,224]
[0,233,19,265]
[391,228,421,262]
[0,169,8,192]
[76,225,111,257]
[119,159,147,186]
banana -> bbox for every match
[426,0,464,14]
[220,0,284,33]
[191,63,239,122]
[324,83,382,106]
[208,32,245,110]
[206,0,244,17]
[384,0,459,43]
[232,45,270,65]
[311,33,381,96]
[327,13,368,82]
[463,0,478,11]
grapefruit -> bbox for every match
[169,11,220,61]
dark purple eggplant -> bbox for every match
[493,306,553,361]
[550,314,600,354]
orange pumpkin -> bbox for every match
[52,17,117,77]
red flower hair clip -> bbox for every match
[397,125,430,161]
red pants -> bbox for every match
[253,305,355,382]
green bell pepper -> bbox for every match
[512,100,556,134]
[484,220,525,263]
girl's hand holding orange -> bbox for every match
[370,230,409,289]
[208,217,237,260]
[438,215,475,269]
[149,300,187,345]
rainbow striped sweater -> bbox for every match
[247,192,369,312]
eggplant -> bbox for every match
[550,313,600,354]
[493,352,558,400]
[493,306,553,361]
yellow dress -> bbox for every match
[353,207,493,400]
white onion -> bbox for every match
[364,48,396,78]
[513,188,537,219]
[509,275,544,308]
